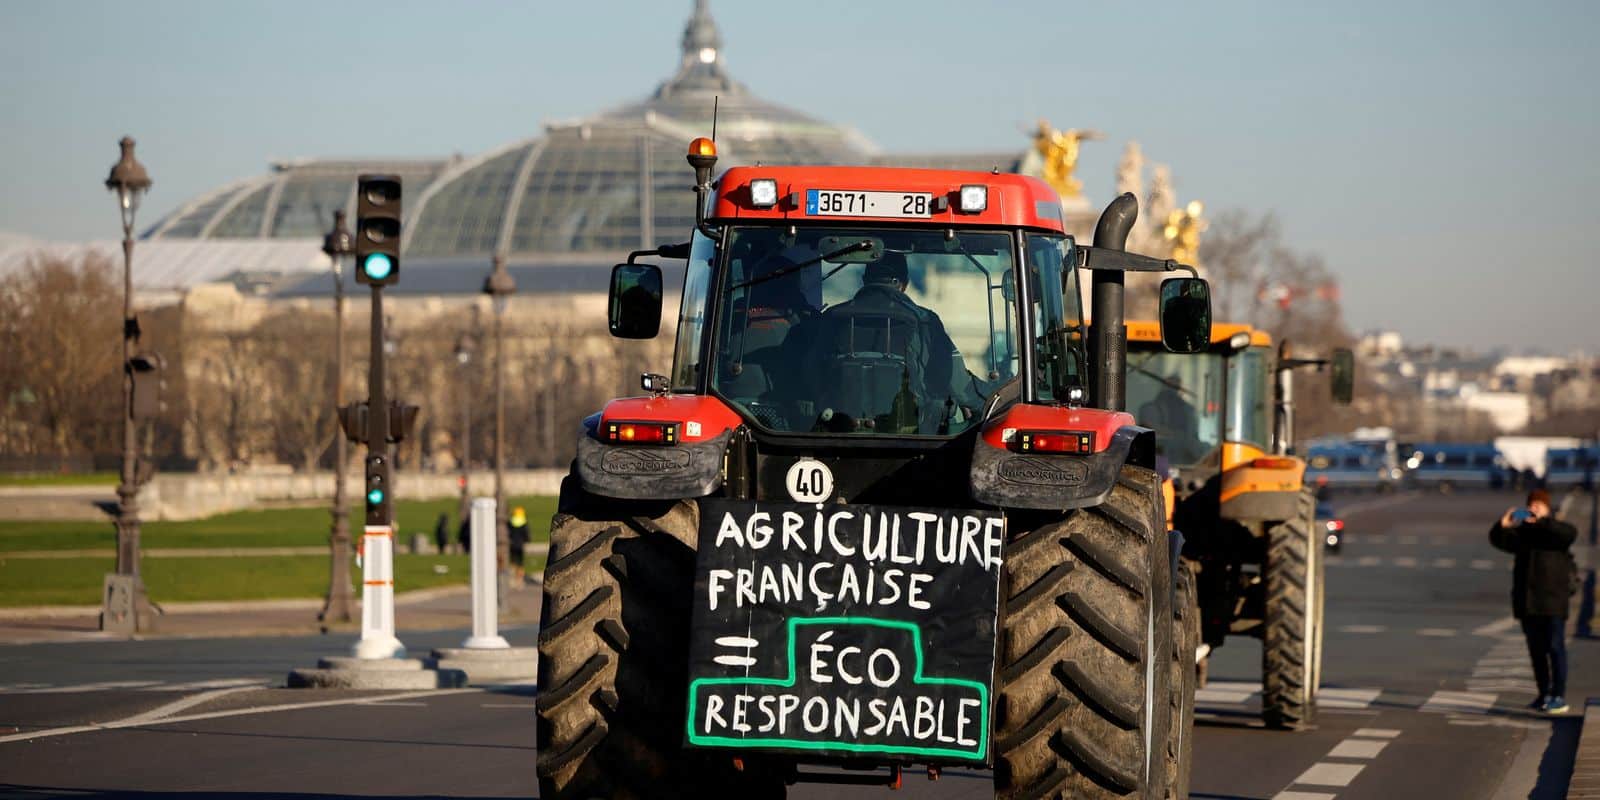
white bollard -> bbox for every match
[463,498,510,649]
[353,524,406,659]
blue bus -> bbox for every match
[1306,443,1397,492]
[1408,443,1508,491]
[1544,446,1598,489]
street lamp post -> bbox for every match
[320,210,355,625]
[102,136,154,633]
[454,331,475,542]
[482,254,516,596]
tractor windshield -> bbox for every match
[1226,346,1272,453]
[706,226,1018,436]
[1127,349,1223,466]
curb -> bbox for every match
[1571,699,1600,798]
[0,584,474,620]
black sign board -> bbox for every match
[686,499,1003,763]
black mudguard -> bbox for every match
[575,429,731,500]
[969,424,1155,511]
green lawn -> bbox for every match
[0,552,547,607]
[0,472,118,487]
[0,495,558,553]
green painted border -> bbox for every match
[686,616,990,761]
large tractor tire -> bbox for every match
[1261,488,1323,730]
[535,476,784,799]
[1165,559,1199,800]
[995,465,1174,799]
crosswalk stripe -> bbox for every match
[1320,688,1382,709]
[146,678,272,691]
[1421,690,1497,714]
[14,680,164,694]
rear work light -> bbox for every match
[1251,457,1299,470]
[605,420,679,445]
[749,178,778,208]
[1014,430,1095,454]
[958,184,988,213]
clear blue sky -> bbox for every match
[2,0,1594,352]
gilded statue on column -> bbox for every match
[1033,120,1102,199]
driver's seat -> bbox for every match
[813,302,923,430]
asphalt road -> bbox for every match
[0,490,1593,799]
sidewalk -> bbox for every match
[0,578,544,645]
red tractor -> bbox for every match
[535,138,1213,799]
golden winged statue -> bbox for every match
[1033,120,1104,199]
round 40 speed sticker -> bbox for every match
[785,458,834,504]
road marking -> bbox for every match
[147,677,272,691]
[1393,556,1419,568]
[0,687,475,744]
[1320,688,1382,709]
[1352,727,1401,738]
[1340,624,1386,634]
[1432,558,1458,568]
[115,686,260,726]
[1294,762,1365,786]
[481,703,535,709]
[1470,559,1496,570]
[1399,535,1419,545]
[1357,556,1382,566]
[1472,617,1518,637]
[361,702,428,707]
[0,683,49,692]
[14,680,165,694]
[1328,739,1388,759]
[1195,680,1259,705]
[1421,690,1497,714]
[1419,628,1458,637]
[1274,792,1337,800]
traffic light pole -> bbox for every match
[354,284,404,659]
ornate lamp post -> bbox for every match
[481,253,516,592]
[454,330,475,540]
[320,210,355,625]
[101,136,154,633]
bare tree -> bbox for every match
[255,311,336,470]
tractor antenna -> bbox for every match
[711,96,719,143]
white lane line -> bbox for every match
[1470,559,1496,570]
[1357,555,1382,566]
[1340,624,1386,634]
[1294,762,1365,786]
[1432,558,1458,569]
[481,703,535,709]
[1352,727,1402,738]
[1419,628,1458,637]
[146,677,272,692]
[1320,688,1382,709]
[115,686,260,726]
[1429,535,1448,546]
[14,680,165,694]
[1393,556,1419,568]
[1399,535,1419,545]
[0,683,50,692]
[1421,690,1497,714]
[1274,792,1337,800]
[361,702,428,707]
[1328,739,1389,759]
[0,688,474,744]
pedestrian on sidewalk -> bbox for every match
[433,513,450,555]
[1489,488,1578,714]
[509,506,530,582]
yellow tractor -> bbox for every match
[1126,320,1352,729]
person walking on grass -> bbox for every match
[1489,488,1578,714]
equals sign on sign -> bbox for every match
[714,636,758,668]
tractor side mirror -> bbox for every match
[1330,348,1355,405]
[1158,277,1212,354]
[608,263,663,339]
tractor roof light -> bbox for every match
[749,178,778,208]
[1228,331,1251,351]
[958,184,988,213]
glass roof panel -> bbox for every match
[207,183,274,238]
[407,146,528,257]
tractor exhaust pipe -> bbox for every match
[1090,192,1138,412]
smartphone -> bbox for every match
[1510,507,1534,523]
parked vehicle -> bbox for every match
[1544,446,1598,489]
[1306,443,1395,492]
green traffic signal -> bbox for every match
[366,487,385,506]
[361,253,394,282]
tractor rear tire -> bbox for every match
[535,475,785,799]
[1165,559,1199,800]
[994,465,1174,799]
[1261,488,1323,730]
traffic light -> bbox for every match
[364,453,390,523]
[355,174,402,286]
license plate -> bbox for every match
[806,190,934,218]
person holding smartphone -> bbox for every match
[1489,488,1578,714]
